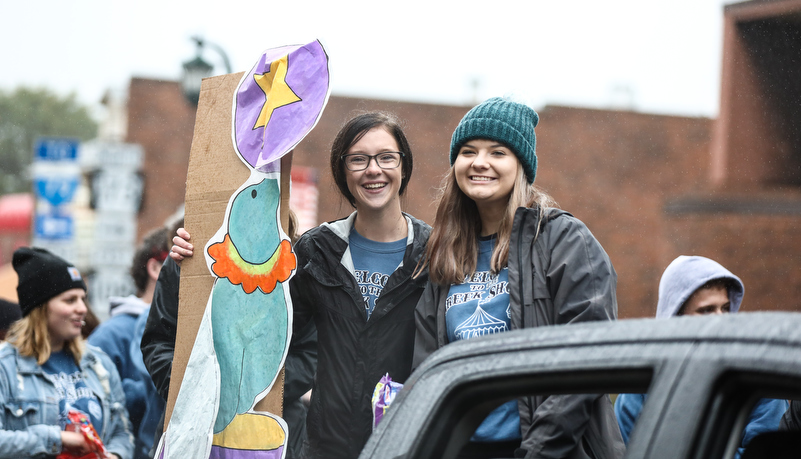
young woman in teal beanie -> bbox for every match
[413,97,624,458]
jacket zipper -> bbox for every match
[516,208,529,330]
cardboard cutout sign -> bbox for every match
[157,41,330,459]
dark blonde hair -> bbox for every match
[419,163,557,286]
[6,303,84,365]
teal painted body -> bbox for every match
[211,177,289,434]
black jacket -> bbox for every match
[780,400,801,431]
[141,257,318,459]
[291,213,430,459]
[414,207,624,459]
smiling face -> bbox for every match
[454,139,520,210]
[344,127,404,216]
[46,288,87,350]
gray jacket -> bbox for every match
[413,207,623,459]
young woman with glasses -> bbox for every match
[169,112,431,459]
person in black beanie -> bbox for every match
[0,247,133,459]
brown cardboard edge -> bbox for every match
[164,72,289,428]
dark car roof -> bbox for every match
[362,312,801,459]
[415,312,801,371]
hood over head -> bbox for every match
[656,255,744,318]
[108,294,149,317]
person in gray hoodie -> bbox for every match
[614,255,788,458]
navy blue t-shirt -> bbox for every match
[42,350,104,436]
[445,236,520,443]
[349,228,406,319]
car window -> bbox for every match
[405,368,653,459]
[688,370,801,459]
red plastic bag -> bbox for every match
[56,409,110,459]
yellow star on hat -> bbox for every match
[252,56,301,130]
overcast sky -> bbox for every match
[2,0,734,118]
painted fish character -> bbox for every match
[207,177,295,434]
[157,40,329,459]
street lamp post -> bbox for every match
[181,36,232,105]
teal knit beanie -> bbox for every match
[450,97,539,184]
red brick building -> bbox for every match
[126,0,801,318]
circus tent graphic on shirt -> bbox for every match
[454,306,509,340]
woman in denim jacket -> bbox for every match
[0,247,133,459]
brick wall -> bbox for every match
[126,78,196,241]
[536,106,710,318]
[127,83,801,319]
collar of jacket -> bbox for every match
[510,206,572,252]
[322,211,417,272]
[508,206,571,330]
[300,212,430,294]
[6,341,102,377]
[312,212,428,273]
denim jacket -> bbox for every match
[0,341,134,459]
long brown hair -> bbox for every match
[6,304,84,365]
[419,163,557,286]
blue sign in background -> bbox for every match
[34,212,74,240]
[34,137,79,161]
[34,176,79,207]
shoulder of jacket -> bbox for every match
[540,208,585,232]
[0,342,17,363]
[409,217,432,250]
[295,224,333,253]
[407,214,432,233]
[298,217,350,241]
[294,224,350,271]
[162,256,180,276]
[527,209,594,254]
[88,317,126,338]
[0,345,15,387]
[541,206,572,222]
[515,206,572,233]
[0,341,13,355]
[82,346,114,395]
[83,344,111,366]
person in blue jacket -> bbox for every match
[89,226,168,454]
[614,255,788,458]
[0,247,133,459]
[129,306,165,459]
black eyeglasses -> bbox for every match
[342,152,404,171]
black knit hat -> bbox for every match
[450,97,539,184]
[13,247,86,317]
[0,299,21,330]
